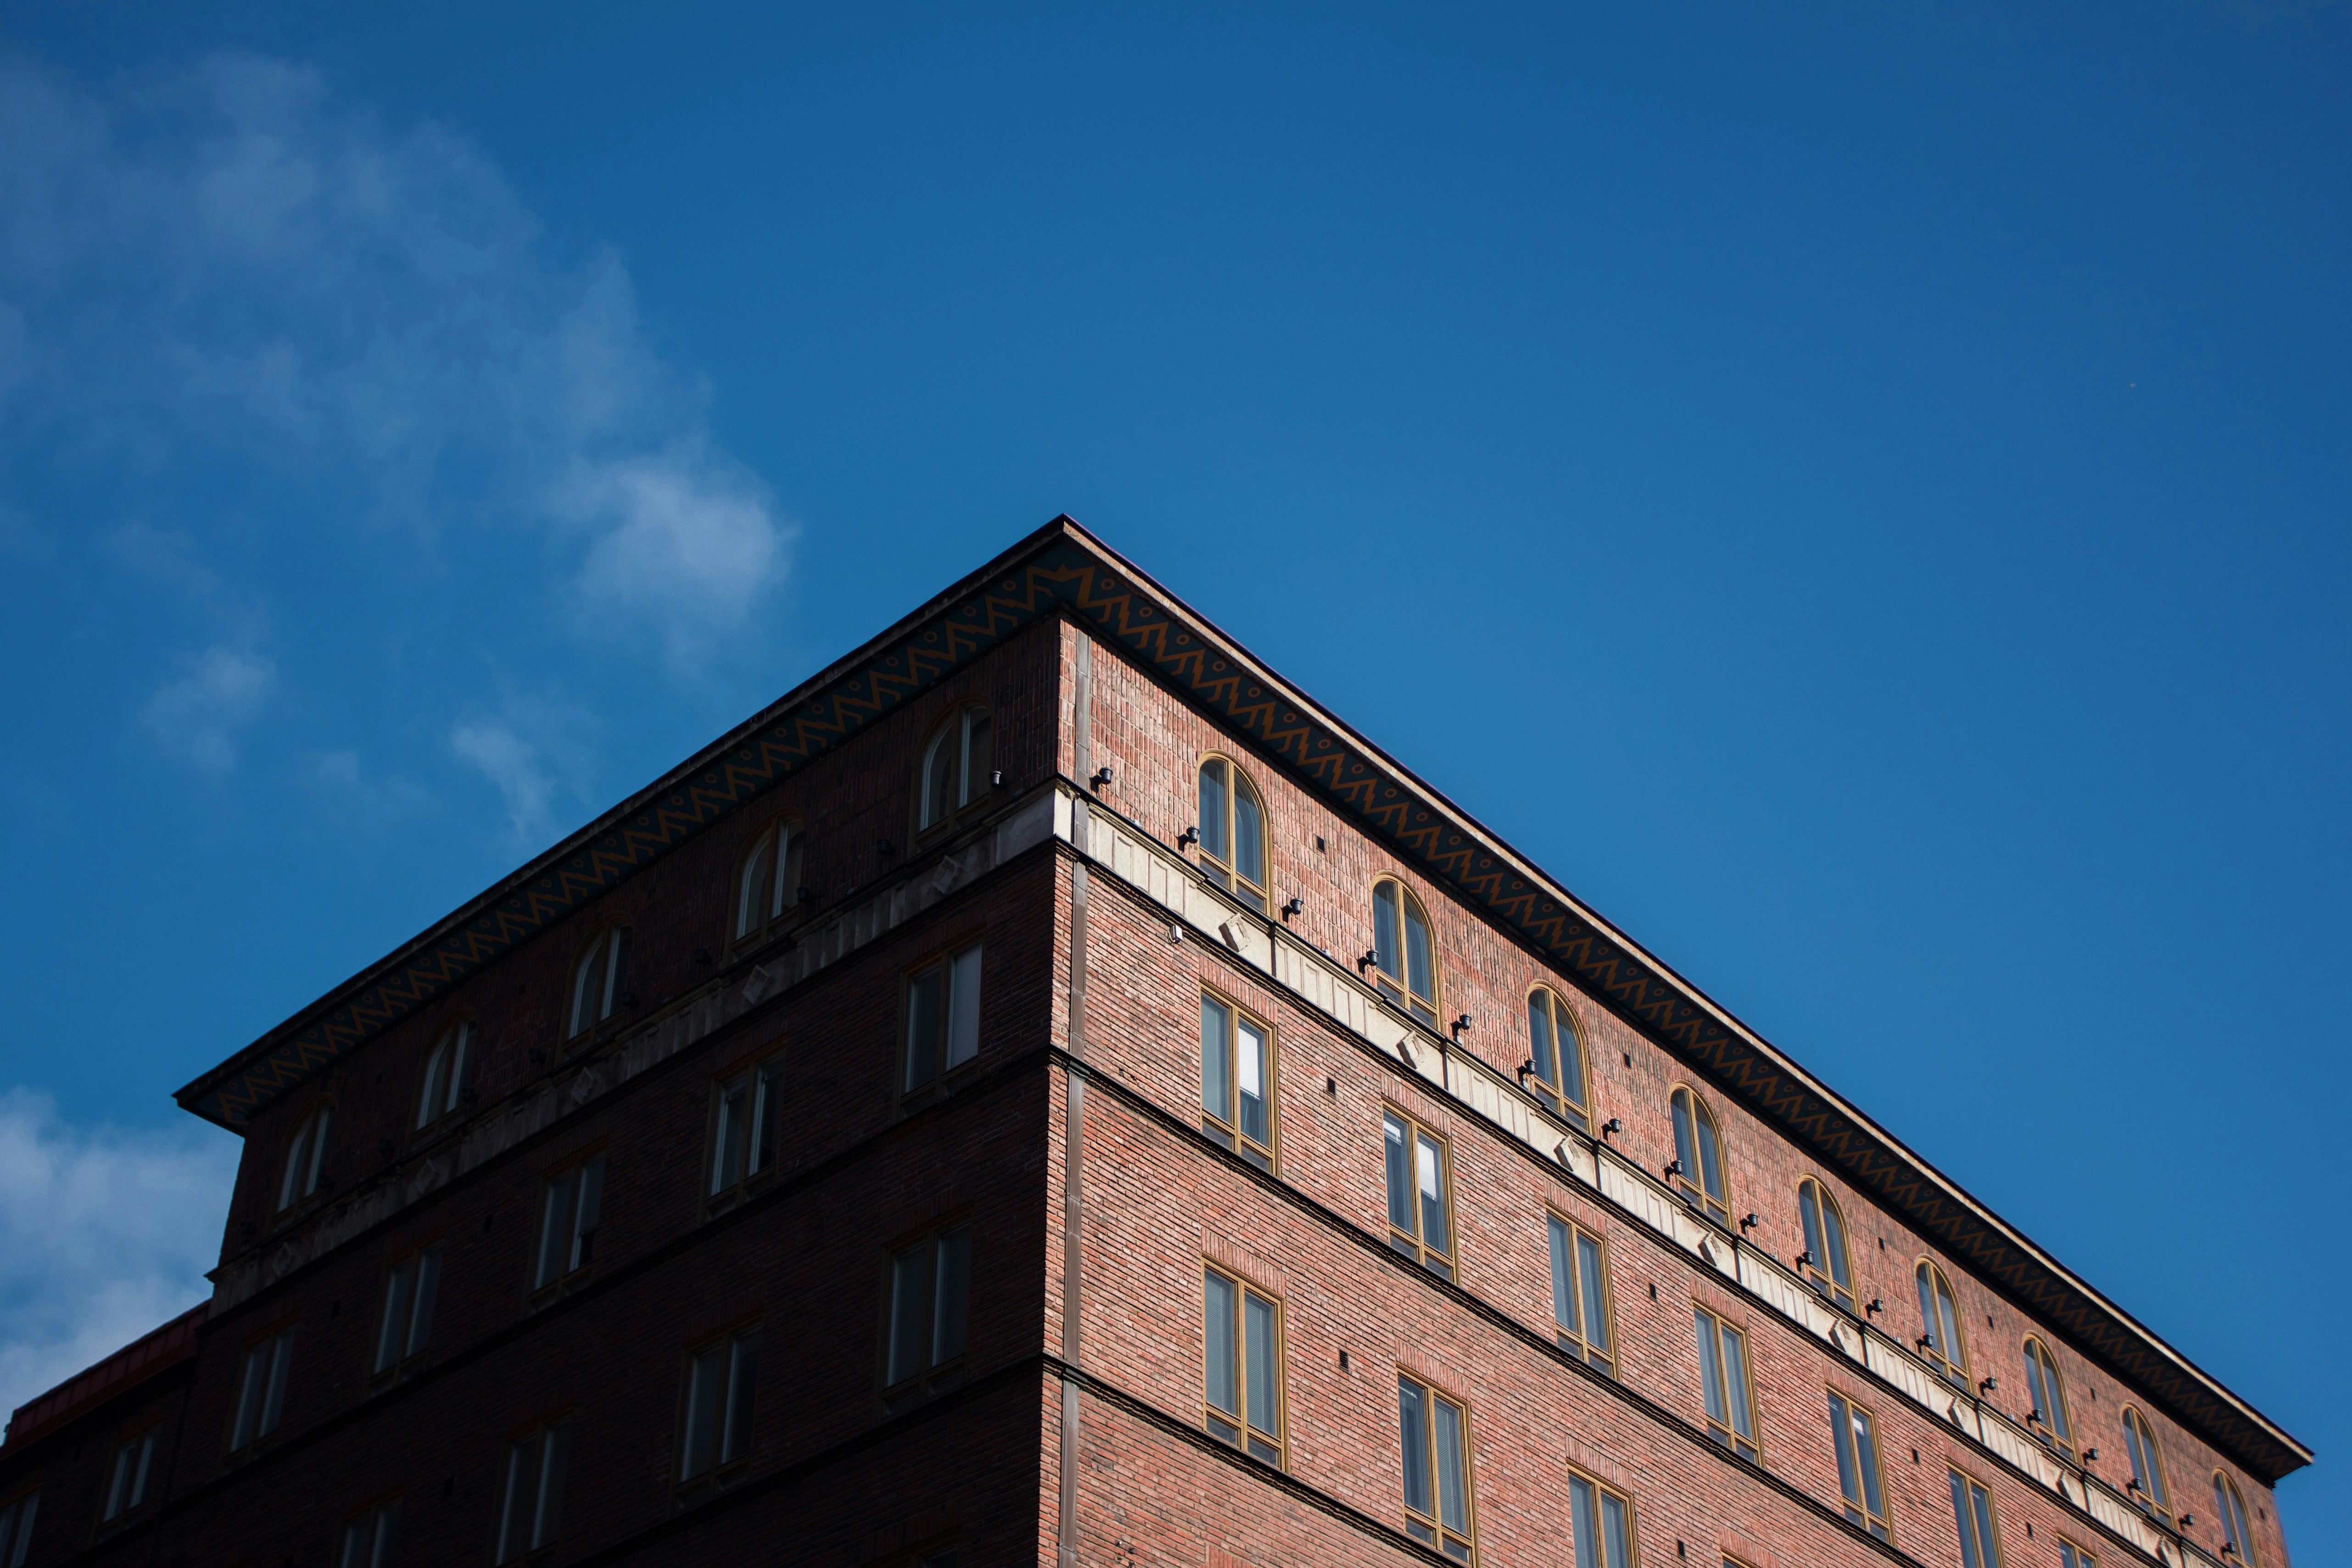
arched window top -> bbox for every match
[2214,1471,2257,1563]
[414,1019,475,1133]
[568,924,631,1041]
[1524,988,1589,1133]
[1196,755,1267,912]
[2021,1335,2075,1460]
[2122,1406,2173,1521]
[734,816,806,946]
[1915,1259,1969,1389]
[1370,879,1438,1028]
[1668,1085,1730,1227]
[1796,1177,1854,1311]
[276,1099,333,1213]
[918,704,993,832]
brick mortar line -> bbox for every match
[1067,848,2182,1568]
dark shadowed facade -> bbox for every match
[0,519,2307,1568]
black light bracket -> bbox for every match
[1177,825,1200,849]
[1089,765,1114,790]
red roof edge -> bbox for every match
[3,1302,207,1451]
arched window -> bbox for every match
[2121,1406,2172,1523]
[918,705,993,832]
[2021,1336,2075,1461]
[2214,1472,2257,1563]
[276,1101,332,1212]
[1196,757,1267,912]
[734,818,805,945]
[1668,1085,1730,1227]
[1371,879,1438,1028]
[414,1020,475,1132]
[1524,989,1590,1133]
[1796,1178,1855,1311]
[568,925,631,1040]
[1914,1260,1969,1389]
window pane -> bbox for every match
[889,1242,932,1385]
[1917,1267,1940,1355]
[1199,762,1228,862]
[498,1435,537,1562]
[534,1422,569,1551]
[712,1079,747,1194]
[571,1158,603,1271]
[933,1225,970,1365]
[1671,1092,1698,1184]
[1416,1134,1449,1258]
[723,1336,759,1464]
[1696,1311,1727,1425]
[1820,1191,1850,1290]
[1548,1217,1577,1339]
[1433,1395,1468,1535]
[1829,1394,1860,1505]
[752,1060,786,1176]
[1244,1292,1278,1439]
[946,947,983,1069]
[376,1259,413,1373]
[905,969,943,1091]
[1577,1233,1611,1362]
[741,830,774,937]
[407,1246,441,1359]
[923,732,954,826]
[1799,1185,1824,1275]
[1234,785,1263,892]
[537,1171,573,1288]
[1570,1477,1600,1568]
[1397,1378,1432,1517]
[1721,1326,1754,1440]
[1971,1486,1997,1566]
[1374,885,1402,986]
[1856,1403,1886,1518]
[418,1044,447,1130]
[1201,998,1232,1121]
[1556,1005,1585,1111]
[1237,1020,1269,1147]
[1602,1491,1631,1568]
[1693,1101,1723,1202]
[1383,1114,1413,1233]
[570,936,601,1035]
[1529,995,1557,1086]
[682,1347,722,1478]
[962,712,991,806]
[260,1332,293,1435]
[1203,1271,1237,1417]
[1949,1473,1982,1568]
[1404,902,1434,1009]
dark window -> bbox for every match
[1796,1177,1855,1311]
[1694,1306,1758,1461]
[1199,993,1274,1169]
[567,927,629,1039]
[229,1328,296,1452]
[1524,989,1589,1132]
[679,1331,760,1483]
[708,1058,788,1203]
[100,1427,159,1523]
[918,707,992,832]
[1371,880,1438,1027]
[1828,1390,1890,1540]
[1947,1469,2004,1568]
[414,1022,474,1132]
[2022,1336,2074,1462]
[1668,1087,1729,1227]
[1202,1266,1284,1465]
[1545,1214,1614,1375]
[2121,1407,2172,1523]
[338,1501,401,1568]
[277,1103,333,1212]
[1915,1260,1969,1390]
[884,1222,971,1408]
[1396,1372,1473,1562]
[372,1244,442,1377]
[734,820,805,945]
[534,1157,604,1291]
[1382,1110,1455,1281]
[2216,1472,2258,1564]
[1567,1470,1635,1568]
[0,1491,38,1568]
[1196,758,1268,911]
[494,1420,569,1563]
[903,945,982,1099]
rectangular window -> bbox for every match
[884,1222,971,1406]
[372,1244,442,1378]
[533,1156,605,1291]
[903,944,983,1098]
[1566,1469,1635,1568]
[0,1492,38,1568]
[1201,1266,1284,1466]
[495,1420,570,1564]
[1948,1469,2004,1568]
[2057,1538,2095,1568]
[100,1427,159,1523]
[679,1330,761,1483]
[1693,1306,1758,1461]
[1827,1389,1890,1540]
[339,1500,401,1568]
[1545,1215,1615,1376]
[1199,994,1275,1169]
[707,1058,787,1202]
[1382,1110,1456,1282]
[229,1327,296,1453]
[1397,1372,1474,1562]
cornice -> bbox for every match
[173,515,2307,1485]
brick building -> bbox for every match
[0,517,2307,1568]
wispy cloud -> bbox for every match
[450,720,556,846]
[0,1090,237,1421]
[0,50,792,676]
[111,522,277,774]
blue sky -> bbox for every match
[1,0,2344,1546]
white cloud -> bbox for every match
[0,50,791,670]
[0,1089,238,1422]
[450,720,555,846]
[139,644,275,774]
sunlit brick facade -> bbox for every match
[0,519,2305,1568]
